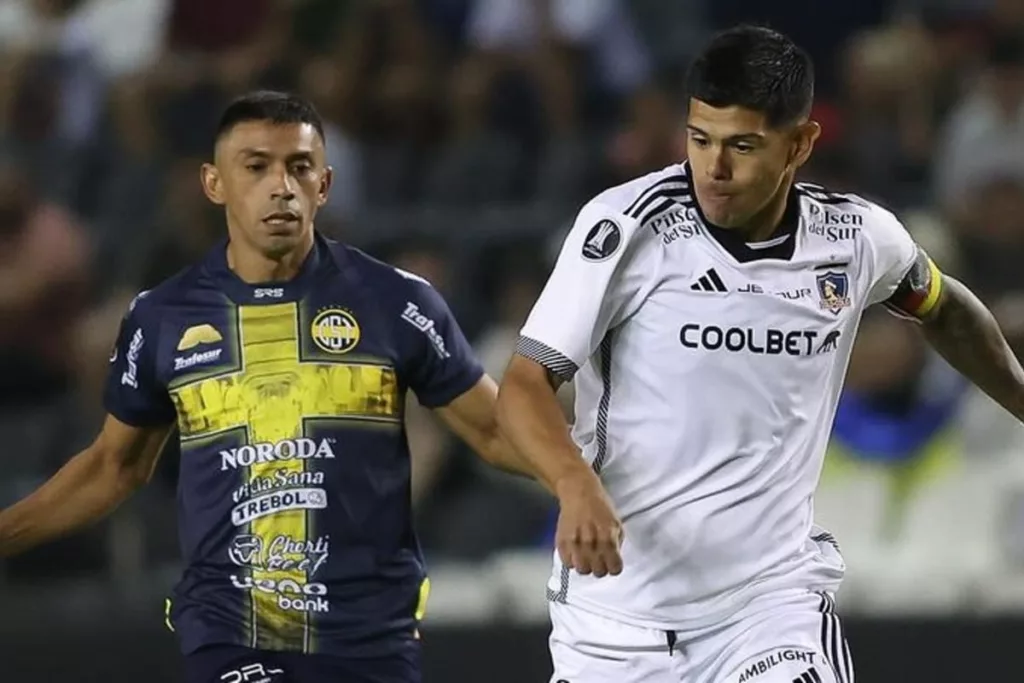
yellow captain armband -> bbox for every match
[885,248,943,319]
[913,257,944,317]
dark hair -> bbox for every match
[686,25,814,128]
[215,90,325,144]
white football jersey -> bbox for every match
[518,161,919,631]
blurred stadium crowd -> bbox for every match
[3,0,1024,619]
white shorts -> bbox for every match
[549,589,853,683]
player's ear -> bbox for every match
[200,163,226,205]
[317,166,333,207]
[788,120,821,171]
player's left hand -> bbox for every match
[554,471,624,578]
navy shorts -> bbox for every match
[184,643,422,683]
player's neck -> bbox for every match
[738,178,794,243]
[226,232,314,284]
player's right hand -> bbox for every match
[554,471,624,577]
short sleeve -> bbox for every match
[103,294,176,427]
[864,207,920,306]
[398,278,485,408]
[517,199,654,382]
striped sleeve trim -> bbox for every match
[515,336,578,383]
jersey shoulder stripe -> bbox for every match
[583,164,698,247]
[623,174,691,223]
[596,164,691,220]
[795,182,870,207]
[796,181,881,229]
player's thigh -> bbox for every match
[183,645,288,683]
[549,602,682,683]
[717,593,854,683]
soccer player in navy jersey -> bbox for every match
[0,91,545,683]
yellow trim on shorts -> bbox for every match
[164,598,175,632]
[415,577,431,621]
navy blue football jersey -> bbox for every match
[103,232,484,656]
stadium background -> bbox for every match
[3,0,1024,680]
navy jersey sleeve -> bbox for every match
[396,277,485,408]
[103,294,176,427]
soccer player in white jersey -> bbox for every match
[496,25,1024,683]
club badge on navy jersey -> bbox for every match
[816,271,851,315]
[311,308,361,354]
[581,219,622,262]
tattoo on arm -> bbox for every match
[920,277,1024,422]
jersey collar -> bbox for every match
[205,230,330,305]
[684,160,800,263]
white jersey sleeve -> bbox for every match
[862,205,920,306]
[518,199,657,381]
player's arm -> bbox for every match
[497,202,654,577]
[398,276,543,482]
[498,337,624,581]
[886,249,1024,421]
[433,374,549,487]
[497,355,593,499]
[0,416,172,558]
[0,291,178,558]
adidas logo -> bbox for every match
[690,268,727,292]
[792,668,822,683]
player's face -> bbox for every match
[202,121,332,258]
[686,99,818,229]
